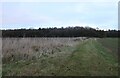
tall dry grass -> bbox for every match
[2,37,86,64]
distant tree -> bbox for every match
[2,26,119,38]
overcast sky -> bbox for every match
[0,0,119,30]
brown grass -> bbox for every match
[2,37,86,64]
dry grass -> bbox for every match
[2,37,86,64]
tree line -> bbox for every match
[1,26,119,38]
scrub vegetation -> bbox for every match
[2,38,118,76]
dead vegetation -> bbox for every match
[2,37,86,64]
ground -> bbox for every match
[2,37,118,76]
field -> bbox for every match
[2,37,118,76]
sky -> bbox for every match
[0,0,119,30]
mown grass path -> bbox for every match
[56,38,118,76]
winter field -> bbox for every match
[1,37,119,76]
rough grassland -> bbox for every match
[2,38,118,76]
[97,38,118,57]
[58,39,118,76]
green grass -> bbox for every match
[2,45,76,76]
[2,38,118,76]
[97,38,118,56]
[56,39,118,76]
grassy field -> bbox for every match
[97,38,118,57]
[2,38,118,76]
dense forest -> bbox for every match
[1,26,120,37]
